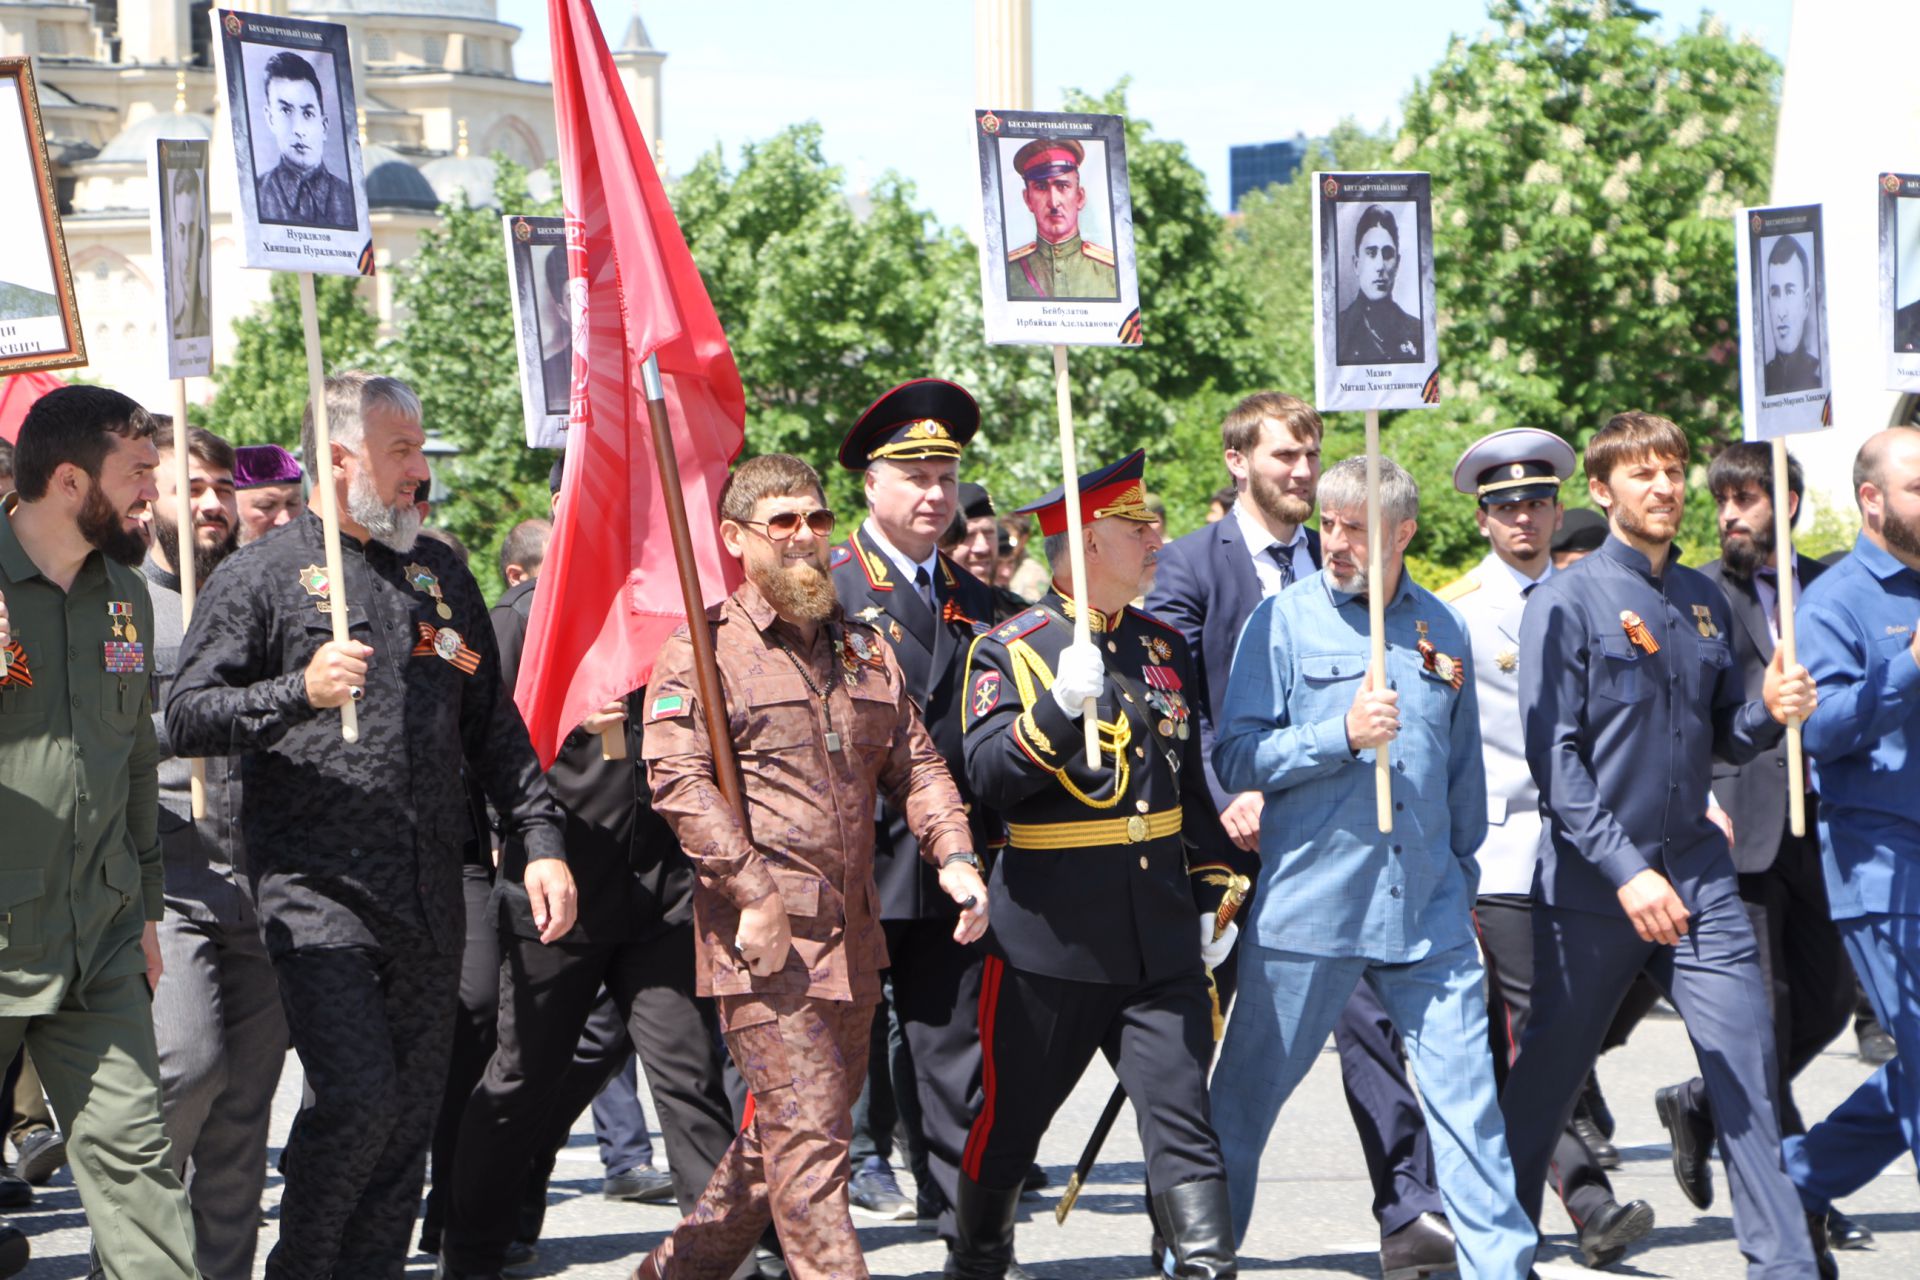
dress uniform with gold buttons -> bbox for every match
[950,450,1249,1279]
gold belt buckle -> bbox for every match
[1125,814,1148,843]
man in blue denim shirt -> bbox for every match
[1784,427,1920,1242]
[1501,412,1822,1279]
[1211,456,1537,1278]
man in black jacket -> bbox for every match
[1655,442,1865,1248]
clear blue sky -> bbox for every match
[496,1,1796,229]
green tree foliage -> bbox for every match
[204,272,376,448]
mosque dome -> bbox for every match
[361,145,441,213]
[421,152,499,209]
[95,113,215,165]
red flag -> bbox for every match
[515,0,745,767]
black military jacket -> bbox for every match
[166,514,564,957]
[831,524,1001,920]
[961,590,1253,984]
[1337,296,1424,365]
[491,577,693,945]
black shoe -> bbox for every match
[1827,1207,1874,1250]
[917,1182,947,1233]
[850,1156,913,1220]
[1655,1084,1714,1210]
[14,1129,64,1187]
[1570,1112,1621,1170]
[0,1169,26,1212]
[944,1174,1023,1279]
[0,1221,27,1280]
[604,1164,677,1204]
[1378,1211,1455,1280]
[1810,1211,1839,1280]
[1155,1179,1237,1278]
[503,1239,538,1278]
[1577,1198,1654,1268]
[1022,1162,1049,1191]
[1579,1073,1617,1139]
[1858,1027,1897,1065]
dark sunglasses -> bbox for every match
[739,508,836,541]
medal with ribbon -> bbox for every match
[0,641,30,688]
[404,562,454,621]
[411,622,482,675]
[1415,620,1464,690]
[107,600,138,644]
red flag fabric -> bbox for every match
[0,370,69,444]
[515,0,745,766]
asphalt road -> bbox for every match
[5,1005,1913,1278]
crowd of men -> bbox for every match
[0,373,1914,1280]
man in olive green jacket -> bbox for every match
[0,386,198,1280]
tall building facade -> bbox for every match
[1228,134,1305,211]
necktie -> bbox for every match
[1268,544,1297,592]
[914,565,933,612]
[1756,565,1780,633]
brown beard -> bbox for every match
[1719,519,1775,579]
[1885,505,1920,562]
[79,481,151,567]
[750,556,838,622]
[1247,470,1313,528]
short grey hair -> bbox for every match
[1042,530,1071,568]
[1318,455,1419,527]
[301,370,422,478]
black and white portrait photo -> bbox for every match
[1878,173,1920,392]
[0,58,85,374]
[502,215,572,448]
[213,9,371,275]
[1312,171,1439,412]
[1735,203,1830,441]
[972,108,1141,347]
[149,137,213,378]
[1760,233,1821,395]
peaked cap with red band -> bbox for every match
[838,378,980,471]
[1014,448,1153,537]
[1013,137,1086,183]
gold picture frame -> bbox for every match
[0,57,86,375]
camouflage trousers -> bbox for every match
[264,943,461,1280]
[641,993,877,1280]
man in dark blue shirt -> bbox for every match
[1501,412,1824,1277]
[1783,427,1920,1240]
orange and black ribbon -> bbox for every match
[0,643,30,688]
[1620,610,1659,655]
[411,622,482,675]
[942,598,976,627]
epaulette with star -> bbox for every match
[829,545,853,570]
[988,606,1050,646]
[1083,241,1116,267]
[1126,605,1182,637]
[1007,241,1037,262]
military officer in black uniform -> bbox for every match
[830,379,1002,1246]
[951,451,1252,1280]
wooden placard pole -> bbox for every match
[1772,437,1805,837]
[171,378,207,816]
[1366,408,1392,834]
[296,271,358,744]
[1051,344,1102,768]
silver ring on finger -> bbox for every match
[349,685,364,702]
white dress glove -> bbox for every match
[1050,641,1106,719]
[1200,916,1238,969]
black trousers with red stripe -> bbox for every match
[962,956,1223,1192]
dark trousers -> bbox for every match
[1474,895,1615,1227]
[266,944,462,1280]
[592,1052,657,1176]
[423,867,502,1245]
[442,921,736,1272]
[1213,913,1442,1236]
[1502,898,1813,1276]
[1679,833,1852,1136]
[963,957,1223,1193]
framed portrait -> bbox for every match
[0,58,85,376]
[972,109,1142,347]
[212,9,372,276]
[1734,203,1831,441]
[502,215,571,448]
[1312,171,1439,412]
[1878,173,1920,391]
[149,137,213,379]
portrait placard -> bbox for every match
[0,58,85,375]
[1312,171,1439,412]
[1734,204,1832,441]
[212,9,372,276]
[972,109,1142,347]
[502,215,570,448]
[1879,173,1920,392]
[149,138,213,379]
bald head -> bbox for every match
[1855,427,1920,566]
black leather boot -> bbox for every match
[1153,1179,1238,1279]
[944,1174,1022,1280]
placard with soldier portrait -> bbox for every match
[502,214,571,448]
[149,137,213,379]
[1879,173,1920,391]
[1734,203,1832,441]
[212,9,372,276]
[1312,171,1439,412]
[972,108,1142,347]
[0,58,85,375]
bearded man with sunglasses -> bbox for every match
[633,453,988,1280]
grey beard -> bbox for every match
[347,468,423,553]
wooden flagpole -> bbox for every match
[1366,408,1392,834]
[641,353,744,818]
[1772,437,1805,837]
[296,271,358,744]
[1051,344,1102,768]
[171,378,207,816]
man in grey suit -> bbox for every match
[1655,442,1866,1249]
[1440,429,1655,1270]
